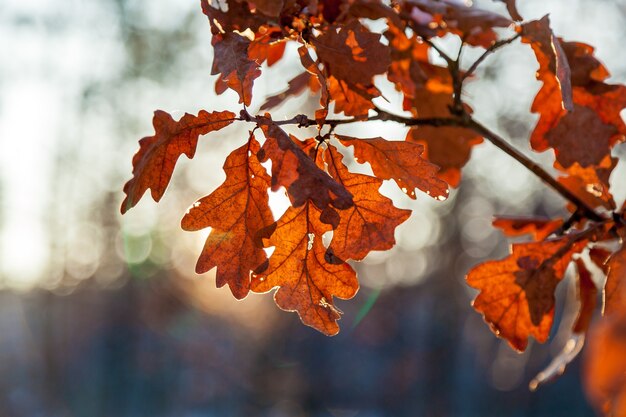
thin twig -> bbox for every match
[462,33,521,82]
[465,117,605,222]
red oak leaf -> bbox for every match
[180,134,274,299]
[573,258,597,334]
[212,32,262,106]
[121,109,236,213]
[604,240,626,316]
[521,15,574,114]
[492,216,563,241]
[256,118,353,211]
[251,203,359,335]
[324,144,411,261]
[337,135,449,200]
[467,235,588,351]
[312,20,391,86]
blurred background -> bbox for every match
[1,0,626,416]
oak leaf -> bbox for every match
[521,15,574,113]
[324,145,411,261]
[337,135,449,200]
[212,32,262,106]
[404,0,512,48]
[405,90,483,186]
[492,216,563,241]
[311,20,390,86]
[121,109,236,213]
[467,236,588,351]
[573,258,597,334]
[604,241,626,316]
[251,203,359,335]
[181,135,274,299]
[256,118,353,211]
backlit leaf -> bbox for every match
[121,109,236,213]
[181,134,274,299]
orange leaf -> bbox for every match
[584,308,626,417]
[251,203,359,335]
[121,109,236,213]
[311,20,390,86]
[405,91,483,187]
[324,145,411,261]
[181,135,274,299]
[492,216,563,241]
[604,242,626,316]
[211,32,262,106]
[256,118,353,212]
[573,258,598,334]
[521,15,574,113]
[467,236,588,351]
[338,135,449,200]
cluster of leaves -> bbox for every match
[121,0,626,412]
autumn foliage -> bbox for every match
[121,1,626,414]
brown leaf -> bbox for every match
[405,90,483,186]
[324,145,411,261]
[327,76,378,117]
[181,135,274,299]
[492,216,563,241]
[121,109,236,213]
[256,118,353,210]
[404,0,512,48]
[337,135,449,200]
[251,203,359,335]
[467,236,588,351]
[573,258,597,334]
[248,28,287,67]
[557,156,617,210]
[311,20,390,86]
[201,0,266,33]
[545,105,615,169]
[590,246,612,274]
[298,45,330,110]
[212,32,262,106]
[584,308,626,417]
[604,242,626,316]
[521,15,574,112]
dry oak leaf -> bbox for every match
[324,144,411,261]
[181,135,274,299]
[212,32,262,106]
[256,117,353,211]
[311,20,391,86]
[521,15,574,114]
[573,258,597,334]
[251,203,359,335]
[604,239,626,316]
[492,216,563,241]
[121,109,236,213]
[327,76,379,117]
[404,0,512,48]
[557,155,617,210]
[467,236,588,351]
[584,308,626,417]
[248,28,287,67]
[260,72,313,111]
[405,90,483,187]
[337,135,448,200]
[201,0,267,33]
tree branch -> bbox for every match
[465,117,605,222]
